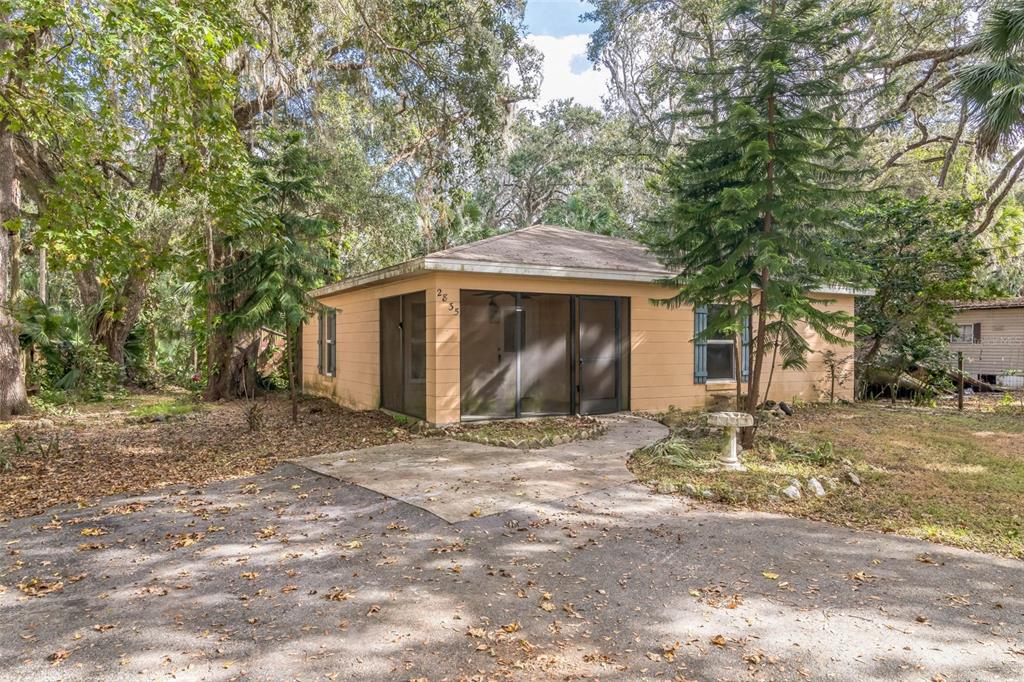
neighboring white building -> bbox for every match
[949,298,1024,387]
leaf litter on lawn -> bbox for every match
[0,394,411,519]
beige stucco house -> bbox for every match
[302,225,858,424]
[948,298,1024,387]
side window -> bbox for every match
[952,324,974,344]
[318,308,338,376]
[694,305,750,383]
[326,309,337,375]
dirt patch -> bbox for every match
[0,393,410,519]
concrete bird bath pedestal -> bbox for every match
[707,411,755,471]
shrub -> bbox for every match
[32,339,126,403]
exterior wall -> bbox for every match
[303,269,856,423]
[948,307,1024,378]
[301,272,442,420]
[428,273,855,423]
[755,294,856,406]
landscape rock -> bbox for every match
[781,485,801,500]
[700,489,715,500]
[35,418,56,430]
[778,401,794,416]
[847,471,862,486]
[681,483,698,497]
[807,477,826,497]
[788,477,802,490]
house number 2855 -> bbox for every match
[436,288,459,315]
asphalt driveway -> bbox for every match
[0,464,1021,681]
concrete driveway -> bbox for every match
[1,468,1021,681]
[291,415,668,522]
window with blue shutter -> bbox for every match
[694,305,708,384]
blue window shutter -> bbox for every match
[317,311,324,374]
[741,315,751,383]
[694,305,708,384]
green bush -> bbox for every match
[36,340,126,403]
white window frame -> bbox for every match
[706,339,737,382]
[952,324,974,344]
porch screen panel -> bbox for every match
[380,296,403,413]
[403,292,427,419]
[460,291,517,418]
[520,294,571,416]
[578,298,619,413]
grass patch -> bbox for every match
[128,398,203,420]
[446,416,605,449]
[631,402,1024,558]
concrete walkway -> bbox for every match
[291,415,668,522]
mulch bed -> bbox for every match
[0,394,410,520]
[444,416,605,449]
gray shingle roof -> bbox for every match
[952,297,1024,311]
[311,224,870,298]
[428,225,669,275]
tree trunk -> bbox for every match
[287,325,298,425]
[37,245,46,303]
[742,21,776,448]
[76,266,150,373]
[205,330,260,400]
[0,126,29,418]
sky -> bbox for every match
[523,1,610,110]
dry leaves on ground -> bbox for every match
[0,393,410,519]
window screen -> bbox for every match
[326,309,337,375]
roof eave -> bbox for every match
[423,257,670,283]
[310,257,426,298]
[311,257,875,298]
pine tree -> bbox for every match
[214,129,336,423]
[649,0,878,443]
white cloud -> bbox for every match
[525,34,610,110]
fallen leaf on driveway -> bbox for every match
[762,572,779,580]
[17,578,63,597]
[710,634,727,647]
[80,527,106,537]
[48,649,71,665]
[325,588,354,601]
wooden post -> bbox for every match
[957,351,964,411]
